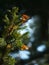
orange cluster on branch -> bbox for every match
[21,14,30,23]
[21,44,29,50]
[6,24,18,37]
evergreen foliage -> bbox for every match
[0,7,29,65]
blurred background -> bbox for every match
[0,0,48,65]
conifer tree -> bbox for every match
[0,7,29,65]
